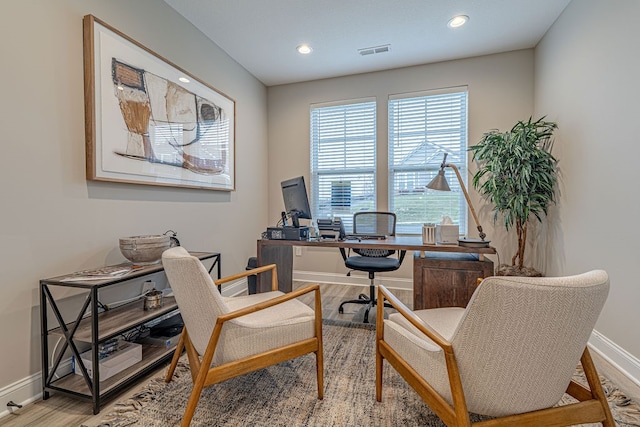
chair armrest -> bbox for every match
[377,285,468,419]
[214,263,279,292]
[217,283,321,324]
[197,284,321,376]
[378,285,450,351]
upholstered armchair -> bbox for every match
[376,271,614,426]
[162,247,323,427]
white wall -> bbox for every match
[0,0,268,399]
[535,0,640,367]
[267,50,535,281]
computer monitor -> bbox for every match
[281,176,312,228]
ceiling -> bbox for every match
[163,0,571,87]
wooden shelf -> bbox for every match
[40,251,220,414]
[49,343,174,396]
[49,297,178,342]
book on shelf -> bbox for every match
[60,265,143,282]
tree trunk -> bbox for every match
[512,219,528,270]
[518,221,528,270]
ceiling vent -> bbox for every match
[358,44,391,56]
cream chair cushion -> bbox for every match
[162,247,315,366]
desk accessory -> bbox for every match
[317,217,346,240]
[143,289,164,310]
[427,153,490,248]
[265,226,310,240]
[421,223,436,244]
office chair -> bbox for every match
[339,211,406,323]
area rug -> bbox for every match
[88,320,640,427]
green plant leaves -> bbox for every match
[470,116,558,269]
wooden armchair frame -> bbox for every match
[375,285,614,427]
[165,264,324,427]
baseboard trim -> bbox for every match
[293,270,413,291]
[0,366,59,419]
[589,329,640,388]
[221,278,249,297]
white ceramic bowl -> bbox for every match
[119,235,171,265]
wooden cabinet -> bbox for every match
[40,252,220,414]
[413,251,493,310]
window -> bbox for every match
[388,89,468,234]
[310,100,376,232]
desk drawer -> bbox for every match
[413,252,493,310]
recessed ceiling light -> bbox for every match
[448,15,469,28]
[297,44,312,55]
[178,77,190,83]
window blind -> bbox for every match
[310,100,376,232]
[388,90,468,234]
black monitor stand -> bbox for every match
[290,212,300,228]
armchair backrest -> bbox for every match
[353,211,396,257]
[451,270,609,416]
[162,246,229,356]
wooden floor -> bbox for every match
[6,282,638,426]
[0,282,410,427]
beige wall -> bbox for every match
[535,0,640,360]
[267,50,535,280]
[0,1,268,391]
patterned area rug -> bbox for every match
[87,320,640,427]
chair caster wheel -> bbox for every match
[339,306,344,314]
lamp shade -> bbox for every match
[427,169,451,192]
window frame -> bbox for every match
[388,87,469,235]
[309,98,377,232]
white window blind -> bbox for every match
[310,100,376,232]
[388,89,468,234]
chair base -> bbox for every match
[338,285,392,323]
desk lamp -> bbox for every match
[427,153,490,248]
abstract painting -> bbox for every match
[83,15,235,190]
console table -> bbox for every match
[40,251,220,414]
[256,237,496,303]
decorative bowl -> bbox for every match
[119,235,171,265]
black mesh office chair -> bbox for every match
[339,212,406,323]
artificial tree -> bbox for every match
[470,116,558,276]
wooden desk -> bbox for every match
[256,237,496,294]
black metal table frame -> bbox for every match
[40,252,220,414]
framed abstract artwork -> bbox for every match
[83,15,235,191]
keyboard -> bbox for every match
[345,233,387,240]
